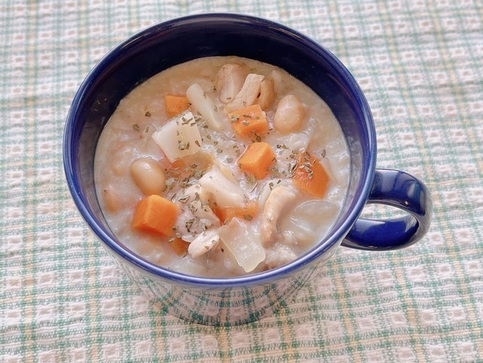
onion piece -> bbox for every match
[218,218,266,272]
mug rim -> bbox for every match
[63,13,376,288]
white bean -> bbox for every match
[273,94,305,134]
[129,158,166,196]
[102,184,121,213]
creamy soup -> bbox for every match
[94,56,350,277]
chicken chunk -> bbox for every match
[256,79,275,110]
[199,167,247,208]
[188,229,220,258]
[215,63,249,104]
[226,74,265,112]
[260,185,298,246]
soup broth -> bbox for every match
[94,56,350,277]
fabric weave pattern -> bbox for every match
[0,1,482,362]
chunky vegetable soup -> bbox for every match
[94,56,350,277]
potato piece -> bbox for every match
[186,83,224,130]
[151,110,202,163]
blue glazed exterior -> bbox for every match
[344,169,432,250]
[63,14,431,325]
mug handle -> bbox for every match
[342,169,432,251]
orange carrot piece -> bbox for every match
[169,237,190,256]
[292,152,330,198]
[170,158,187,170]
[238,142,275,180]
[164,94,190,118]
[228,104,269,138]
[212,201,259,224]
[131,195,178,236]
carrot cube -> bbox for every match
[238,142,276,180]
[164,94,190,118]
[292,152,329,197]
[212,201,260,224]
[228,104,269,138]
[169,238,190,256]
[131,195,178,236]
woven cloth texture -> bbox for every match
[1,0,482,362]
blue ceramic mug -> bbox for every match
[63,14,432,325]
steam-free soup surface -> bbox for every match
[94,56,350,277]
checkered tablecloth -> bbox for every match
[1,1,482,362]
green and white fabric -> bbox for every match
[1,1,482,361]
